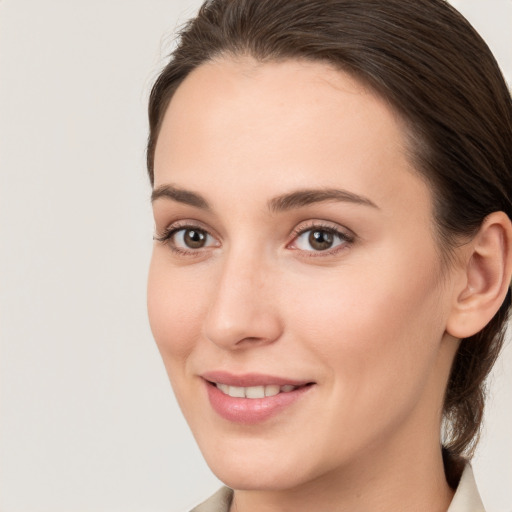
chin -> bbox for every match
[197,436,325,491]
[210,461,309,491]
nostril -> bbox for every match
[238,336,269,344]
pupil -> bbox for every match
[184,229,206,248]
[309,230,333,250]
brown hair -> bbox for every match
[147,0,512,471]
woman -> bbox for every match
[146,1,512,510]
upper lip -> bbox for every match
[201,371,313,387]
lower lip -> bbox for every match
[205,381,313,424]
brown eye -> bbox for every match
[308,230,334,251]
[156,225,219,252]
[154,223,220,254]
[291,225,352,253]
[182,229,207,249]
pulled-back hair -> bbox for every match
[147,0,512,475]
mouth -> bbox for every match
[209,381,310,399]
[201,372,315,424]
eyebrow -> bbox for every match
[268,188,379,212]
[151,184,378,212]
[151,184,211,210]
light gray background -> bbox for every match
[0,1,511,511]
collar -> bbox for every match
[190,486,233,512]
[447,464,486,512]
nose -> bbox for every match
[203,252,283,350]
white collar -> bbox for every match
[447,464,486,512]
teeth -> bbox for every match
[264,385,280,397]
[229,386,245,398]
[245,386,265,399]
[217,383,229,394]
[215,383,299,398]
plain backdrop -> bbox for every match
[0,1,511,511]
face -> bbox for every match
[148,58,458,491]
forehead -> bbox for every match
[153,57,430,219]
[157,57,403,159]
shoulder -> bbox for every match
[189,487,233,512]
[447,464,486,512]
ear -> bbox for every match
[446,211,512,339]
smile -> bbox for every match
[202,373,315,424]
[214,383,300,399]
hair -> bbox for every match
[147,0,512,481]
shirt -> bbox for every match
[189,464,485,512]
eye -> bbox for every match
[154,224,219,253]
[289,224,354,253]
[173,227,213,249]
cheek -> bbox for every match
[287,252,447,408]
[147,253,208,363]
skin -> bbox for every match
[148,57,480,512]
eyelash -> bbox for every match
[290,222,355,257]
[154,221,355,257]
[153,221,217,256]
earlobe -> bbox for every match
[446,211,512,339]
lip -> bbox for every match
[201,370,311,387]
[202,371,315,424]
